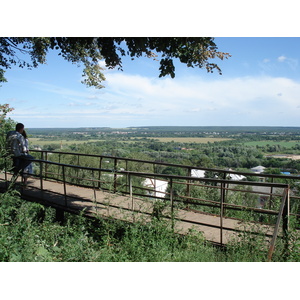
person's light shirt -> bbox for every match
[6,131,26,157]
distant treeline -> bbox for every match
[28,126,300,136]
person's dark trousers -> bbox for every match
[12,154,34,175]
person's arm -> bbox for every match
[19,135,27,153]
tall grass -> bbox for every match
[0,191,299,262]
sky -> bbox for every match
[1,37,300,128]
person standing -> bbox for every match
[6,123,34,182]
[21,129,33,184]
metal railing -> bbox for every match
[30,149,300,181]
[1,150,296,259]
[30,149,300,217]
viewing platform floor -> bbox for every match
[0,173,275,245]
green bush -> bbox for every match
[0,191,299,262]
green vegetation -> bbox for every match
[243,140,300,149]
[30,138,102,147]
[1,110,300,262]
[27,126,300,175]
[1,191,298,262]
[136,137,231,143]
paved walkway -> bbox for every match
[0,173,276,245]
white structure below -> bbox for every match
[229,173,246,181]
[191,169,206,178]
[251,166,266,174]
[143,178,168,198]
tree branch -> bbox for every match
[6,38,29,55]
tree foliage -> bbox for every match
[0,104,15,170]
[0,103,15,151]
[0,37,230,88]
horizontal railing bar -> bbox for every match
[39,168,289,202]
[27,158,290,193]
[172,180,286,196]
[170,195,280,216]
[32,158,289,189]
[25,170,282,216]
[25,174,282,220]
[30,149,300,181]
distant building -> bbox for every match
[191,168,246,181]
[251,166,266,174]
[226,168,246,181]
[191,169,206,178]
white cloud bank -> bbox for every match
[11,73,300,127]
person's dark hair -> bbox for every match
[22,130,27,139]
[16,123,24,132]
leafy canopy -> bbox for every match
[0,37,230,88]
[0,103,15,157]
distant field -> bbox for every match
[243,140,300,148]
[141,137,231,143]
[30,138,101,146]
[30,137,231,146]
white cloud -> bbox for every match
[89,74,300,125]
[12,73,300,127]
[277,55,298,70]
[278,55,287,62]
[105,73,300,106]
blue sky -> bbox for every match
[1,37,300,128]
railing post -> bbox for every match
[98,157,102,189]
[129,174,133,209]
[125,160,128,192]
[267,188,288,261]
[39,160,44,192]
[170,178,174,231]
[58,153,61,181]
[283,187,290,260]
[222,172,227,217]
[92,170,97,202]
[114,158,118,193]
[76,154,80,185]
[62,165,67,207]
[186,168,191,208]
[283,187,290,235]
[44,151,48,178]
[269,177,274,210]
[220,181,225,245]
